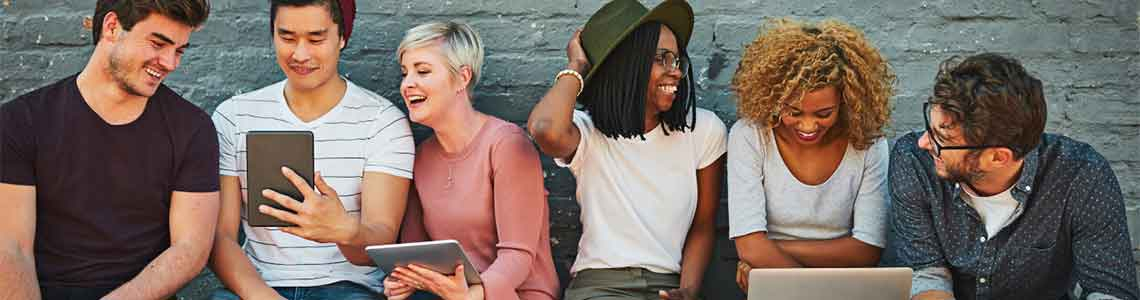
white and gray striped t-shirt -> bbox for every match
[211,79,414,293]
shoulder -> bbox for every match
[2,76,76,117]
[213,80,286,117]
[890,131,924,159]
[693,108,727,132]
[729,118,763,139]
[487,117,537,155]
[861,137,890,159]
[1038,134,1113,179]
[154,84,212,127]
[345,80,404,117]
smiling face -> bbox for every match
[104,13,194,97]
[644,25,684,116]
[272,4,345,92]
[399,43,467,126]
[775,86,842,146]
[918,104,984,182]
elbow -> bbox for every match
[527,119,557,145]
[847,238,884,267]
[527,120,564,155]
[859,246,884,267]
[347,255,375,267]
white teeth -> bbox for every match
[145,68,162,78]
[659,85,677,94]
[408,95,426,102]
[798,131,818,137]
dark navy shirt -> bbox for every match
[889,132,1138,300]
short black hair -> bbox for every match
[269,0,346,45]
[92,0,211,45]
[930,53,1047,159]
[578,22,696,139]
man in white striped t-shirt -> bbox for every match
[207,1,413,299]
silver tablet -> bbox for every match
[365,240,482,284]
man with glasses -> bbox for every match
[889,53,1138,300]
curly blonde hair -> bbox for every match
[732,18,895,150]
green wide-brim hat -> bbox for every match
[580,0,694,85]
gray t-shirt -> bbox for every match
[727,119,888,247]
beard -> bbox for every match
[107,44,151,98]
[939,152,986,183]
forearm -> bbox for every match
[0,244,40,299]
[103,242,211,300]
[338,221,399,266]
[774,236,881,267]
[527,62,584,155]
[735,233,802,268]
[678,222,715,292]
[210,236,278,298]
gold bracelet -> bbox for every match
[555,69,584,97]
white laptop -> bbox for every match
[747,267,912,300]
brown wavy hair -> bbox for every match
[731,19,894,150]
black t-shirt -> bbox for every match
[0,75,219,288]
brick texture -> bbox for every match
[1,0,1137,299]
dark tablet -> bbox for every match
[246,131,314,227]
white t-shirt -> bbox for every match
[556,108,727,275]
[726,119,888,248]
[211,79,414,292]
[961,184,1021,238]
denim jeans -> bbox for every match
[209,281,382,300]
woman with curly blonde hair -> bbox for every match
[727,19,895,292]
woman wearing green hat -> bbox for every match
[527,1,725,299]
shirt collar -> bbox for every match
[1009,145,1040,203]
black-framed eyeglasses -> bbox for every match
[654,49,688,76]
[923,102,1003,157]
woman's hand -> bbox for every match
[658,287,700,300]
[389,264,471,300]
[383,275,417,300]
[736,260,751,292]
[566,29,590,75]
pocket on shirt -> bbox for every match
[1009,244,1058,278]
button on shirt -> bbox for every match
[889,132,1139,300]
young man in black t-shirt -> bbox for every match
[0,1,216,299]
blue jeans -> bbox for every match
[209,281,382,300]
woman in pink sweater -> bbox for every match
[381,21,560,300]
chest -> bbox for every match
[413,151,495,231]
[774,136,848,186]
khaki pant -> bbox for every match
[564,268,681,300]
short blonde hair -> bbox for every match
[397,21,485,91]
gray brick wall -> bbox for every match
[1,0,1137,299]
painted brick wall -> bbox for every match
[1,0,1137,299]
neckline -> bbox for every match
[766,128,852,188]
[277,78,351,128]
[72,75,152,128]
[436,116,497,162]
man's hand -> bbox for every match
[259,167,357,245]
